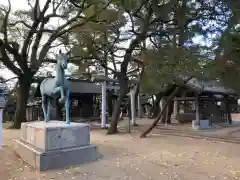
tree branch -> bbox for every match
[69,0,87,8]
[33,0,40,21]
[0,40,22,75]
[30,21,46,73]
[140,76,194,138]
[38,2,109,64]
[52,0,64,13]
[121,2,153,73]
[1,0,11,44]
[8,20,32,29]
[0,76,18,83]
[21,0,51,55]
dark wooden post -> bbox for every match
[173,99,178,121]
[184,101,187,113]
[183,91,187,113]
[225,95,232,124]
[165,103,169,125]
[209,100,215,126]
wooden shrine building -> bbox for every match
[172,75,238,128]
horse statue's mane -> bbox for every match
[40,51,70,124]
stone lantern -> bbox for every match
[0,83,8,149]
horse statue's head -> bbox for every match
[57,50,69,70]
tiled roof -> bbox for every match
[176,74,236,95]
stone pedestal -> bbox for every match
[192,119,210,129]
[14,121,97,171]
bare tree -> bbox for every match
[0,0,109,128]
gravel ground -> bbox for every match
[1,125,240,180]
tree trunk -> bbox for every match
[151,95,155,110]
[107,90,113,117]
[11,75,32,129]
[107,89,126,134]
[127,98,131,120]
[160,97,167,123]
[134,86,140,119]
[166,101,173,124]
[140,76,194,138]
[107,72,128,134]
[140,86,180,138]
[153,93,162,118]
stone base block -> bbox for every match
[14,139,98,171]
[20,121,90,151]
[192,119,210,129]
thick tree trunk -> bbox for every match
[107,90,113,117]
[153,93,162,118]
[11,76,32,129]
[160,97,167,123]
[151,95,155,110]
[166,101,173,124]
[107,73,128,134]
[134,86,140,119]
[107,89,126,134]
[127,99,131,120]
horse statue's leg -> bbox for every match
[42,95,48,122]
[53,87,65,103]
[65,89,70,124]
[56,98,62,120]
[46,98,52,121]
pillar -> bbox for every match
[137,94,141,118]
[0,109,3,149]
[173,100,178,119]
[101,81,107,128]
[165,103,169,126]
[130,92,136,125]
[209,101,215,126]
[194,96,200,129]
[225,95,232,124]
[184,101,187,112]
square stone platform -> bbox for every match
[14,121,98,171]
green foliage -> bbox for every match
[70,3,127,76]
[207,27,240,92]
[140,45,204,94]
[67,0,239,96]
[199,0,240,93]
[138,0,226,94]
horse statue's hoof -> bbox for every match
[66,120,70,124]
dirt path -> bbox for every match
[1,128,240,180]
